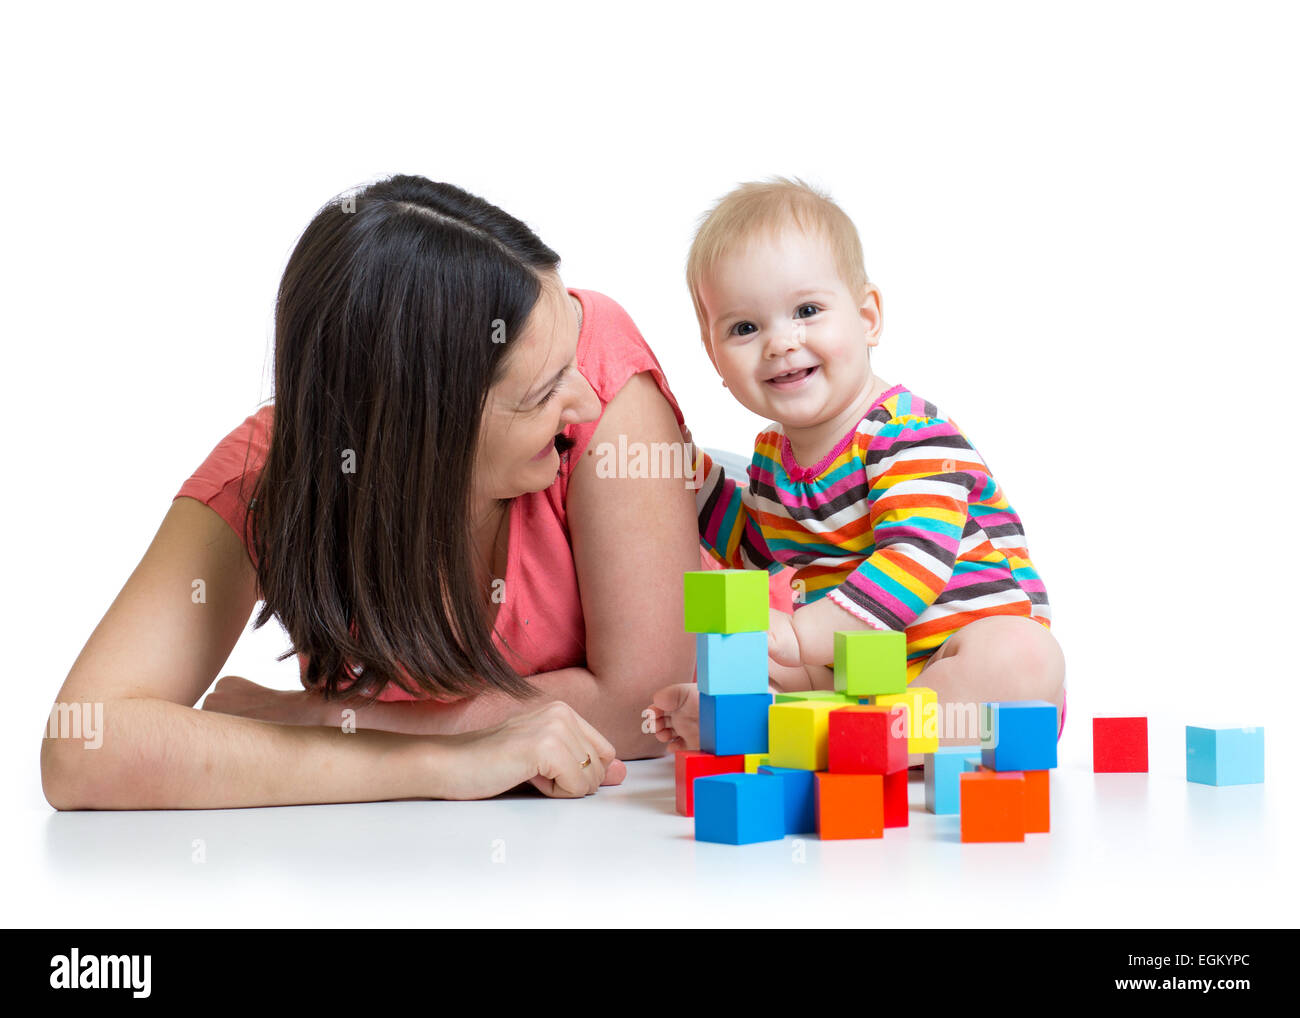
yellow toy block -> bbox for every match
[872,686,940,754]
[744,754,770,774]
[768,701,842,771]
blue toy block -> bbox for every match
[1186,726,1265,786]
[757,765,818,834]
[696,631,769,696]
[925,745,983,814]
[694,773,785,844]
[980,700,1058,772]
[701,692,773,756]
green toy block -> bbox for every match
[833,630,907,697]
[774,690,860,704]
[684,569,769,633]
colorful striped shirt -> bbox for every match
[696,383,1051,678]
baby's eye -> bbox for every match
[730,321,757,337]
[796,303,820,318]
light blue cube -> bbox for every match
[700,692,772,756]
[1186,726,1265,786]
[694,773,785,844]
[696,631,769,695]
[925,746,983,814]
[757,765,818,834]
[981,700,1058,772]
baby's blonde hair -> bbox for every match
[685,175,871,347]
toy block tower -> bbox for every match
[682,570,776,839]
[758,627,918,840]
[956,699,1059,841]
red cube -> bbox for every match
[882,767,909,828]
[829,705,908,774]
[1092,717,1148,773]
[675,750,745,816]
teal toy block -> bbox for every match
[980,700,1058,772]
[684,569,769,633]
[697,631,768,695]
[694,773,785,844]
[962,757,982,772]
[833,630,907,697]
[1186,726,1265,786]
[701,692,773,756]
[757,765,817,834]
[925,746,983,814]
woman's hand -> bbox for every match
[201,675,330,727]
[768,608,802,668]
[441,700,626,800]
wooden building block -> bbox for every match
[768,701,841,771]
[684,570,769,633]
[959,770,1026,842]
[833,630,907,697]
[875,686,940,754]
[828,704,909,774]
[694,773,785,844]
[815,772,884,839]
[674,749,745,816]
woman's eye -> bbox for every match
[536,387,558,407]
[797,304,820,318]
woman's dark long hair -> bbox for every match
[245,175,561,705]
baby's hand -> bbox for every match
[768,608,802,668]
[642,683,700,753]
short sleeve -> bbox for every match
[173,405,272,567]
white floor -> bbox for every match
[11,746,1294,927]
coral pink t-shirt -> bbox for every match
[173,287,795,702]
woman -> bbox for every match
[41,175,721,808]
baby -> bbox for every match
[643,177,1065,764]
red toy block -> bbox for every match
[828,705,909,774]
[959,771,1026,842]
[675,750,745,816]
[815,772,884,839]
[1092,716,1148,772]
[882,767,909,828]
[972,764,1049,833]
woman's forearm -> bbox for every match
[41,696,450,810]
[332,666,667,760]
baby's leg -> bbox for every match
[907,616,1065,767]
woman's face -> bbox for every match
[475,272,601,499]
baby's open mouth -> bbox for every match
[766,366,817,387]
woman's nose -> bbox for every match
[566,371,602,426]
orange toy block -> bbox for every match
[971,764,1049,833]
[959,770,1026,842]
[815,772,884,839]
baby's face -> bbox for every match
[699,225,879,433]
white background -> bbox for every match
[2,0,1296,927]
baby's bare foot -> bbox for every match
[642,682,700,753]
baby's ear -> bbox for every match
[860,284,883,338]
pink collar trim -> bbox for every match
[780,383,906,482]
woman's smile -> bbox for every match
[531,434,559,461]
